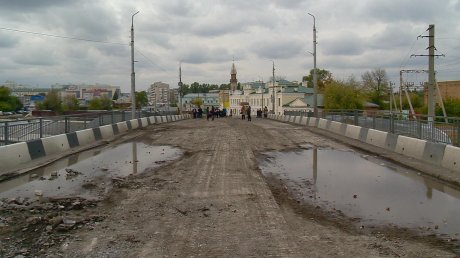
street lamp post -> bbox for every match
[308,12,318,117]
[130,11,139,119]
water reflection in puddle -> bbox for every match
[259,146,460,240]
[0,141,183,199]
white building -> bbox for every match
[148,82,170,110]
[229,79,323,116]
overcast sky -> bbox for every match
[1,0,459,93]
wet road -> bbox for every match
[0,117,457,257]
[259,146,460,240]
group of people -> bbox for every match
[241,105,269,121]
[192,106,227,120]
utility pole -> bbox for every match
[272,61,275,114]
[411,24,444,121]
[308,13,318,117]
[178,62,183,113]
[130,11,139,119]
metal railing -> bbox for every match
[0,110,178,146]
[284,109,460,146]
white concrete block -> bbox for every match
[99,125,114,139]
[140,118,149,127]
[394,135,426,160]
[41,134,71,157]
[329,121,345,135]
[318,119,329,130]
[76,128,96,146]
[441,145,460,173]
[0,142,31,173]
[300,116,308,125]
[161,116,167,123]
[117,122,128,132]
[308,118,318,127]
[345,125,362,140]
[130,119,139,129]
[365,129,388,149]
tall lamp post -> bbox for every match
[308,12,318,117]
[130,11,139,119]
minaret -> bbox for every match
[230,60,237,91]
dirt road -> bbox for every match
[0,117,457,257]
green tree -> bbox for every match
[88,98,102,110]
[324,79,364,109]
[302,68,333,92]
[62,95,80,111]
[100,95,113,110]
[361,69,389,108]
[135,91,148,108]
[191,97,203,108]
[37,90,63,112]
[0,86,23,111]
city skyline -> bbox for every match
[1,0,460,92]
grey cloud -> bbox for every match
[251,38,304,59]
[12,47,57,66]
[321,32,365,56]
[368,24,417,50]
[180,45,233,64]
[0,32,19,48]
[0,0,79,11]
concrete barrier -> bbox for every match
[41,134,71,156]
[289,116,295,123]
[441,145,460,173]
[365,129,389,149]
[294,116,302,124]
[117,121,129,132]
[300,116,308,125]
[284,116,290,122]
[423,142,447,166]
[161,116,167,123]
[345,124,362,140]
[130,119,139,129]
[329,121,347,135]
[308,117,318,127]
[0,142,32,171]
[395,136,426,160]
[76,128,96,146]
[140,117,149,127]
[100,124,115,139]
[318,119,330,130]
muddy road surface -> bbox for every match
[0,117,458,257]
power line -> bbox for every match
[0,26,127,45]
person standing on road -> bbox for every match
[263,106,268,118]
[206,107,210,121]
[241,105,246,120]
[247,105,252,121]
[211,106,215,121]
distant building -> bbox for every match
[229,77,324,116]
[424,80,460,104]
[181,93,220,111]
[230,61,238,92]
[148,82,170,110]
[169,88,179,106]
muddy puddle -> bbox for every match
[0,141,183,200]
[258,145,460,241]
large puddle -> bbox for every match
[259,145,460,241]
[0,141,183,199]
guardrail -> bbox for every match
[0,110,178,146]
[284,109,460,146]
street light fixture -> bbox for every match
[307,12,318,117]
[131,11,139,119]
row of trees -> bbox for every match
[0,86,23,112]
[179,82,233,95]
[34,90,149,113]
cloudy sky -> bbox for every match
[1,0,459,93]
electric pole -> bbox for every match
[308,13,318,117]
[178,62,183,113]
[130,11,139,119]
[411,24,444,121]
[272,61,275,114]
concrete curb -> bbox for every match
[0,114,189,175]
[268,115,460,174]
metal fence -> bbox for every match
[0,110,178,146]
[284,109,460,147]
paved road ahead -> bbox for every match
[40,117,457,257]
